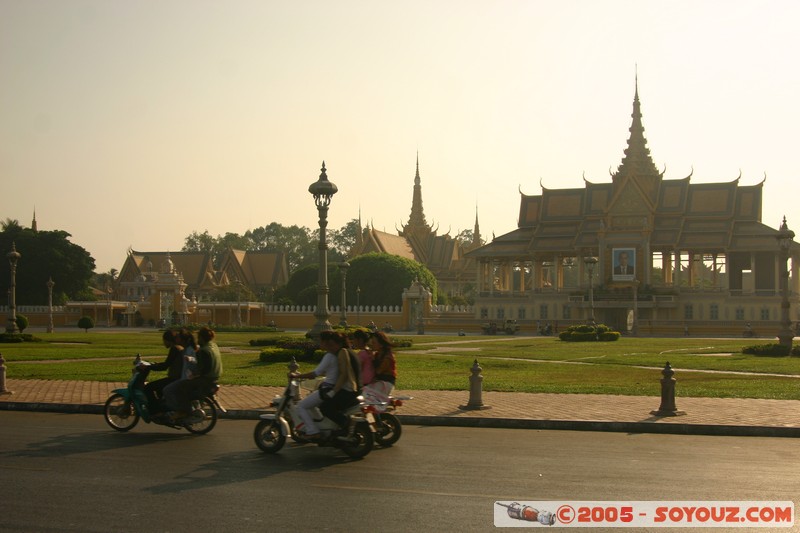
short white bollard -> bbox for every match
[459,358,490,411]
[0,352,12,395]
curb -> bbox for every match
[396,415,800,438]
[2,401,798,438]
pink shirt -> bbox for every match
[357,349,375,385]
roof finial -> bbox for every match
[404,152,428,232]
[473,204,481,245]
[613,69,659,179]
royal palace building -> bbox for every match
[114,248,288,326]
[465,83,799,336]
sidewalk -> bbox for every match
[1,379,799,437]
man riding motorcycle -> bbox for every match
[290,330,360,441]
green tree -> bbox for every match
[284,264,325,305]
[329,218,361,258]
[217,232,252,257]
[183,230,227,268]
[328,252,438,307]
[0,225,95,305]
[77,316,95,332]
[283,255,432,308]
[186,223,318,272]
[266,224,316,270]
[455,229,485,247]
[1,219,21,231]
[15,314,28,332]
[92,268,119,294]
[243,222,297,251]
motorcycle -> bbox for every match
[103,354,226,435]
[254,378,375,459]
[363,393,412,447]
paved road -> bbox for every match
[1,412,797,532]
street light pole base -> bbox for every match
[458,404,491,411]
[650,410,686,417]
[306,320,333,342]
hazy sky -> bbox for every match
[2,1,798,273]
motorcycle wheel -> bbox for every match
[184,397,217,435]
[374,412,402,447]
[104,393,139,432]
[340,421,373,459]
[254,419,286,453]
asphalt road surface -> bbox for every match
[0,411,797,532]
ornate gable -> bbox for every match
[518,194,541,227]
[540,188,584,220]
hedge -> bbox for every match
[259,347,325,364]
[558,324,619,342]
[742,343,791,356]
[0,333,43,343]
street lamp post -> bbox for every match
[6,243,21,333]
[416,298,425,335]
[269,287,276,327]
[234,278,243,327]
[356,286,361,326]
[338,262,350,327]
[106,284,112,327]
[46,277,55,333]
[632,280,640,337]
[307,161,338,340]
[584,256,597,324]
[776,216,795,350]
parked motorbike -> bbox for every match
[363,393,412,447]
[103,354,226,435]
[254,378,375,459]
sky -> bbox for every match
[1,1,799,273]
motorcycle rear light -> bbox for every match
[392,399,403,407]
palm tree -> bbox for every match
[1,218,21,231]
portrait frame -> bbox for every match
[612,247,636,281]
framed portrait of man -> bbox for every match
[613,248,635,280]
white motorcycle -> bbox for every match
[254,378,375,459]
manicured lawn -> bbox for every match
[3,331,799,399]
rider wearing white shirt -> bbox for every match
[290,330,348,439]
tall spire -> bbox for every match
[31,208,37,233]
[406,152,428,230]
[614,75,659,179]
[357,205,364,244]
[473,204,481,246]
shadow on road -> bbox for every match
[143,446,364,495]
[5,428,191,458]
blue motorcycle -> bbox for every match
[103,354,225,435]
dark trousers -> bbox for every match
[320,390,359,429]
[164,376,215,413]
[144,377,176,413]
